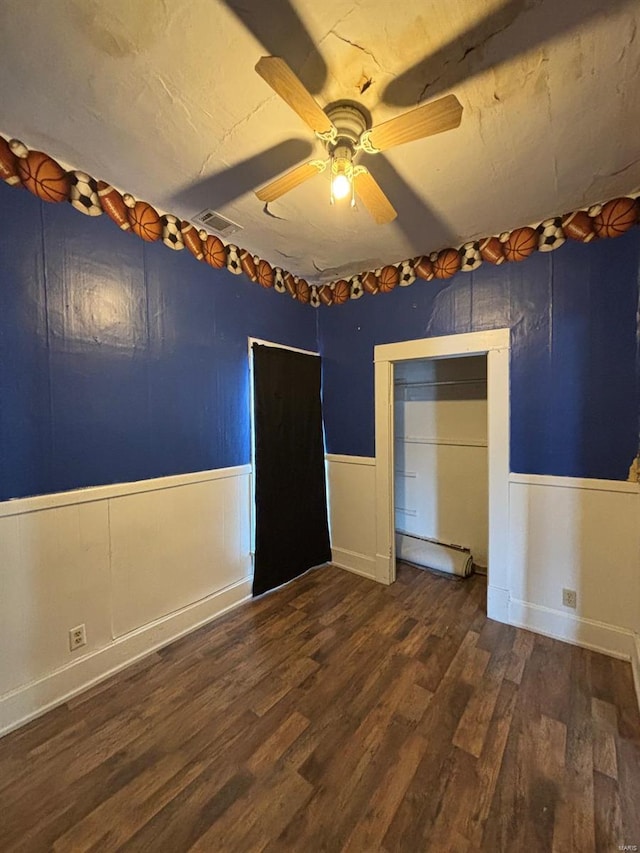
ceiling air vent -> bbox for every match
[194,208,242,237]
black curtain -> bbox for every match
[252,343,331,596]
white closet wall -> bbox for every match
[394,355,488,566]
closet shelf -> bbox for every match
[395,436,488,448]
[394,378,487,389]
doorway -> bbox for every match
[394,354,488,577]
[374,329,510,624]
[248,338,331,596]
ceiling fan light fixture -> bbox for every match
[331,170,351,201]
[330,144,354,204]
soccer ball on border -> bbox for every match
[226,244,242,274]
[161,214,184,251]
[349,275,364,299]
[69,171,102,216]
[398,259,416,287]
[537,217,566,253]
[309,285,321,308]
[460,241,482,272]
[273,267,286,293]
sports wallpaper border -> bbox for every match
[1,134,639,308]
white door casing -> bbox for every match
[373,329,510,623]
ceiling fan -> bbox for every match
[253,56,463,224]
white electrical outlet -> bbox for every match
[69,624,86,651]
[562,588,577,609]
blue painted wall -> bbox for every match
[2,177,639,496]
[318,233,640,480]
[0,181,317,500]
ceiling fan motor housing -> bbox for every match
[325,102,369,153]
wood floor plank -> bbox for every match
[616,735,640,846]
[51,752,208,852]
[341,730,429,852]
[593,732,618,781]
[593,770,624,853]
[504,628,535,684]
[382,631,480,848]
[119,767,256,852]
[0,563,638,853]
[245,711,310,775]
[551,646,597,852]
[189,765,313,853]
[453,624,513,758]
[463,677,518,847]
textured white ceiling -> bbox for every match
[1,0,639,281]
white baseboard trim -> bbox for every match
[508,598,636,662]
[487,585,510,624]
[0,577,252,738]
[325,454,375,466]
[375,553,393,585]
[331,547,377,581]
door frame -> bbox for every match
[373,329,510,623]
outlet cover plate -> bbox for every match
[69,624,87,651]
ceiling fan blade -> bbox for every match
[353,168,397,224]
[255,160,326,202]
[255,56,334,135]
[364,94,462,153]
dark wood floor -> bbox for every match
[1,564,639,852]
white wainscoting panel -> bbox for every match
[508,474,640,661]
[0,466,252,736]
[110,473,251,637]
[0,502,112,697]
[326,455,376,580]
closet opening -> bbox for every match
[394,355,488,586]
[373,330,510,625]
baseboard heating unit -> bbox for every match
[396,531,474,578]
